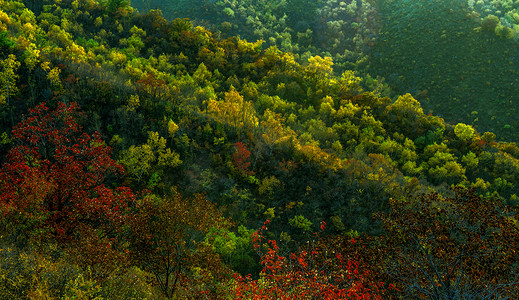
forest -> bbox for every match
[0,0,519,298]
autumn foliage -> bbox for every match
[376,187,519,298]
[234,220,396,299]
[232,141,254,176]
[0,102,134,244]
[2,0,519,298]
[129,189,232,298]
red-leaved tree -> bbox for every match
[232,141,254,176]
[0,102,135,247]
[234,220,397,299]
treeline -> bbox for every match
[0,0,518,298]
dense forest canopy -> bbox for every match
[131,0,519,142]
[0,0,519,298]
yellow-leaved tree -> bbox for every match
[0,54,20,105]
[259,109,297,155]
[207,86,258,133]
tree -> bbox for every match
[454,123,476,141]
[207,86,258,133]
[375,187,519,298]
[421,143,466,184]
[118,131,182,187]
[103,0,129,14]
[303,55,335,104]
[129,189,232,298]
[385,93,431,139]
[234,220,397,299]
[232,142,254,176]
[258,109,297,156]
[304,55,334,81]
[136,73,170,105]
[0,54,20,105]
[0,102,134,245]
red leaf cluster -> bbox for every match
[232,141,254,176]
[234,220,396,299]
[0,102,134,241]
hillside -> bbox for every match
[369,0,519,142]
[0,0,519,298]
[130,0,519,142]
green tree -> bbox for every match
[421,143,466,184]
[103,0,129,14]
[119,131,181,186]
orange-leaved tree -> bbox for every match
[129,189,233,298]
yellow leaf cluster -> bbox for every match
[94,16,102,27]
[258,176,281,196]
[66,43,87,62]
[207,87,258,129]
[21,22,36,40]
[47,67,62,88]
[305,55,334,79]
[109,50,127,66]
[335,101,361,120]
[23,43,40,70]
[294,142,344,171]
[261,109,296,150]
[126,94,140,112]
[167,119,179,136]
[387,93,424,117]
[454,123,476,141]
[0,54,20,105]
[0,10,10,31]
[319,96,336,116]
